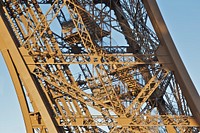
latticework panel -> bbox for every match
[0,0,199,132]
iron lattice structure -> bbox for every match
[0,0,200,132]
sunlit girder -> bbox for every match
[0,0,199,133]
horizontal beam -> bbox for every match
[56,115,199,127]
[20,48,171,65]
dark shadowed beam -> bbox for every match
[143,0,200,124]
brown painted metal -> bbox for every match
[0,49,34,133]
[143,0,200,124]
[0,5,63,133]
[0,0,199,132]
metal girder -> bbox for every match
[0,0,200,132]
[125,69,170,115]
[32,65,121,115]
[56,115,199,127]
[143,0,200,124]
[0,49,34,133]
[0,4,63,133]
[21,52,170,65]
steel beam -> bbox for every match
[0,5,63,133]
[0,49,34,133]
[143,0,200,124]
[56,115,199,127]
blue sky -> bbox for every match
[0,1,199,132]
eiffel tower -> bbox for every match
[0,0,199,132]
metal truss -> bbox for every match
[0,0,199,133]
[55,115,198,127]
